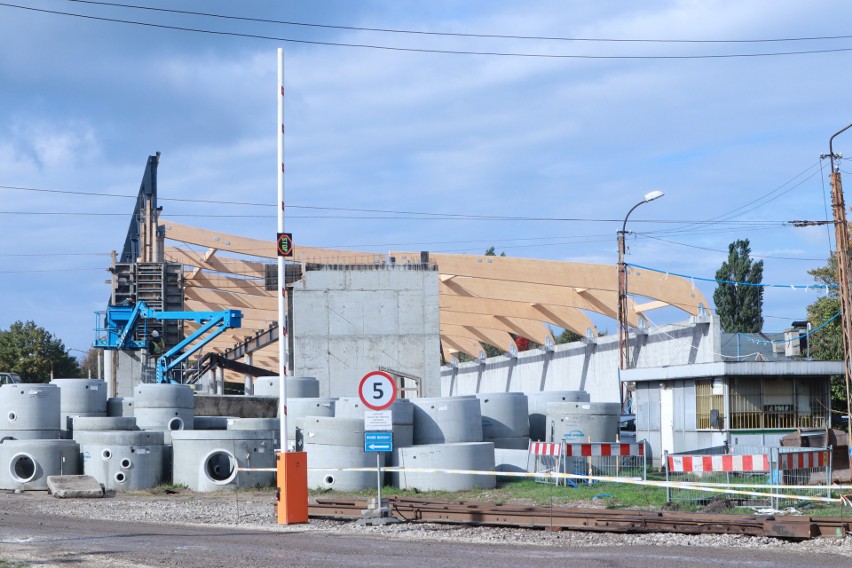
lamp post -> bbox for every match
[617,190,664,382]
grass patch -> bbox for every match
[0,561,30,568]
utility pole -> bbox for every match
[828,123,852,459]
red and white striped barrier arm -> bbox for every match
[528,442,562,456]
[667,454,770,473]
[564,443,645,457]
[778,451,828,470]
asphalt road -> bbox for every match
[1,505,850,568]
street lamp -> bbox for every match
[617,190,664,378]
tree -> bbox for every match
[78,348,101,379]
[484,246,506,257]
[555,329,583,344]
[0,321,80,382]
[713,239,764,333]
[805,255,846,412]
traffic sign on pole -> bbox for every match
[364,431,393,453]
[358,370,397,411]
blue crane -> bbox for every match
[94,301,242,384]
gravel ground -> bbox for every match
[9,488,852,557]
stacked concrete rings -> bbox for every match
[476,392,530,449]
[285,398,336,443]
[0,383,61,441]
[50,378,108,436]
[0,439,80,490]
[171,430,275,492]
[133,384,194,442]
[226,417,281,449]
[412,396,483,445]
[527,391,590,441]
[297,416,381,491]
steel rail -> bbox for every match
[308,497,852,540]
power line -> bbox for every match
[62,0,852,45]
[628,262,836,290]
[4,3,852,60]
[637,234,829,261]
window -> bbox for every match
[728,377,827,430]
[696,380,725,429]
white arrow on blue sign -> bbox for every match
[364,431,393,453]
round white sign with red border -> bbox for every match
[358,370,397,411]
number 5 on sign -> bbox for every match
[358,370,397,411]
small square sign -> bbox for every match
[364,410,393,431]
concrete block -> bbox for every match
[46,475,104,498]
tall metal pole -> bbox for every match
[618,191,664,411]
[828,123,852,457]
[277,48,289,453]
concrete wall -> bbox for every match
[292,266,441,398]
[442,316,719,402]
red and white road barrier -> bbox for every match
[778,450,828,471]
[528,442,562,456]
[668,454,770,473]
[564,443,645,457]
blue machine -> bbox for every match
[94,301,242,384]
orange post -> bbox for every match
[276,451,309,525]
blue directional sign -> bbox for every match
[364,431,393,453]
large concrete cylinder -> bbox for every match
[80,430,165,491]
[334,397,415,447]
[254,376,319,398]
[527,391,590,441]
[107,397,134,417]
[0,383,61,432]
[305,443,384,492]
[0,430,62,442]
[296,417,364,448]
[412,396,483,445]
[227,418,281,448]
[395,442,496,491]
[547,402,620,443]
[285,398,336,440]
[51,378,108,436]
[134,384,194,441]
[171,430,276,492]
[193,416,234,430]
[476,392,530,449]
[72,416,137,433]
[0,439,80,490]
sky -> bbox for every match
[1,0,852,360]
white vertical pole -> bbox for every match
[277,48,289,453]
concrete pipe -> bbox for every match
[254,376,319,398]
[547,401,621,443]
[134,384,194,409]
[50,378,108,415]
[526,391,590,441]
[304,442,384,492]
[476,392,530,440]
[0,439,80,491]
[81,430,165,491]
[394,442,496,492]
[171,430,275,492]
[0,383,61,431]
[295,417,364,448]
[412,396,483,445]
[226,418,281,448]
[285,398,336,440]
[107,397,134,417]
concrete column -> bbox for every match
[104,350,114,398]
[244,354,254,395]
[215,367,224,395]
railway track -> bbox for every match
[309,497,852,540]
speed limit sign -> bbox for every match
[358,370,397,411]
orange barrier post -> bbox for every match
[276,451,308,525]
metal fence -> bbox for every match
[527,441,648,486]
[665,446,833,508]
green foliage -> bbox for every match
[484,246,506,257]
[805,255,847,413]
[555,329,583,344]
[0,321,80,382]
[713,239,764,333]
[78,348,100,379]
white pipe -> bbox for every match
[277,48,289,453]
